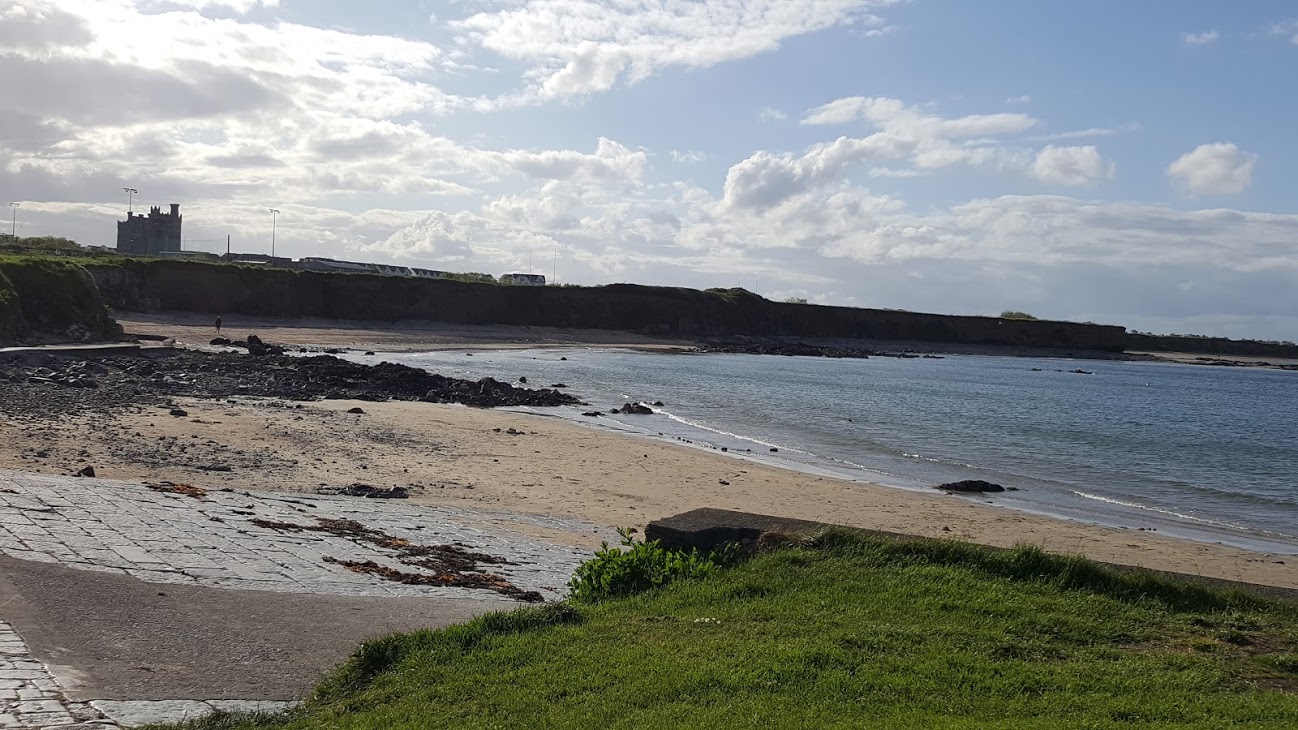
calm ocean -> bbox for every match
[350,348,1298,554]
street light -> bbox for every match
[123,187,138,214]
[9,203,18,239]
[268,208,280,258]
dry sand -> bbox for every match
[2,392,1294,590]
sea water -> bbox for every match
[349,348,1298,554]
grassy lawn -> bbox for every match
[161,532,1298,729]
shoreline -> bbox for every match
[529,400,1298,557]
[1,386,1294,589]
[3,315,1294,590]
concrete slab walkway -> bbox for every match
[0,468,609,727]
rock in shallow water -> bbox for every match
[936,479,1006,493]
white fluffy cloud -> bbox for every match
[1167,143,1257,195]
[719,96,1114,208]
[452,0,898,102]
[1031,145,1115,186]
[1183,30,1218,45]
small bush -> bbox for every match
[568,528,737,603]
[999,310,1039,320]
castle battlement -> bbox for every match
[118,203,182,255]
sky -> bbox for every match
[3,0,1298,340]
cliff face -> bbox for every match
[0,257,121,345]
[1127,333,1298,359]
[85,260,1130,352]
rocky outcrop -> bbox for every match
[0,351,583,414]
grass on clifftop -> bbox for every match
[156,532,1298,730]
[0,254,120,344]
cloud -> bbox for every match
[0,1,94,52]
[759,107,788,122]
[1271,20,1298,45]
[152,0,279,12]
[1167,143,1257,195]
[1182,30,1219,45]
[1031,145,1115,186]
[721,134,916,209]
[452,0,898,102]
[670,150,707,164]
[722,96,1064,209]
[800,96,1036,137]
[1029,123,1140,142]
[1005,95,1031,104]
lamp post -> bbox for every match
[123,187,138,214]
[9,203,18,239]
[268,208,280,259]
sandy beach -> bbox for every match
[0,311,1290,591]
[2,381,1294,590]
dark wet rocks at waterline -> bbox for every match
[936,480,1017,494]
[210,333,285,357]
[0,350,583,414]
[614,402,655,415]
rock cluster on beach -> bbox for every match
[0,348,583,415]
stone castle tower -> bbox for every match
[117,203,182,255]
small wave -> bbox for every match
[1070,490,1248,530]
[657,410,810,455]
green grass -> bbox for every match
[151,531,1298,729]
[0,254,121,343]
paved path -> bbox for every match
[0,468,609,727]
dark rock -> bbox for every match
[364,351,376,356]
[652,401,665,407]
[549,383,568,388]
[582,411,603,417]
[769,447,778,452]
[937,480,1006,493]
[347,407,365,414]
[560,356,568,361]
[247,334,264,347]
[169,408,188,417]
[75,466,96,478]
[518,376,528,384]
[619,402,654,415]
[318,484,410,499]
[210,338,231,346]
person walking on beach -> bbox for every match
[215,315,223,335]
